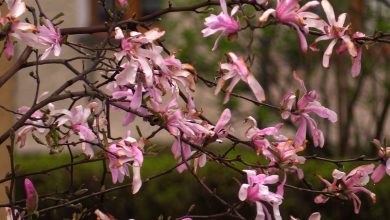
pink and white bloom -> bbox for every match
[53,104,97,158]
[259,0,320,52]
[245,116,285,157]
[10,18,62,60]
[36,19,62,60]
[245,118,305,178]
[215,52,265,104]
[315,165,376,214]
[24,178,38,214]
[371,139,390,183]
[238,170,283,220]
[310,0,358,71]
[114,27,168,87]
[16,106,46,147]
[202,0,240,51]
[107,133,144,194]
[0,0,37,59]
[271,140,306,179]
[281,73,337,148]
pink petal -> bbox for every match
[321,0,336,24]
[304,103,338,123]
[351,193,362,214]
[299,1,320,12]
[214,108,231,133]
[144,28,165,42]
[130,84,142,110]
[259,9,276,25]
[255,201,266,220]
[132,162,142,194]
[238,184,249,201]
[323,39,337,68]
[81,142,94,159]
[337,13,347,27]
[294,117,307,147]
[341,35,357,57]
[371,164,385,184]
[314,194,329,204]
[276,174,287,196]
[247,74,266,102]
[308,212,321,220]
[8,0,26,18]
[220,0,228,16]
[351,47,362,78]
[292,23,308,53]
[5,37,14,60]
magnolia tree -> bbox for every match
[0,0,389,219]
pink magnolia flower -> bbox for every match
[165,104,214,141]
[215,52,265,104]
[107,133,144,194]
[162,55,197,97]
[114,27,168,87]
[162,99,230,172]
[315,165,376,214]
[36,18,62,60]
[245,116,285,157]
[202,0,240,51]
[238,170,283,220]
[371,139,390,183]
[310,0,358,72]
[10,18,62,60]
[281,73,337,148]
[107,81,150,126]
[0,0,37,59]
[16,106,48,147]
[259,0,320,52]
[269,140,306,179]
[53,104,97,158]
[245,118,305,178]
[24,178,38,214]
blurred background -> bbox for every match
[1,0,390,219]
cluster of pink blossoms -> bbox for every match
[215,52,266,104]
[204,0,366,77]
[16,100,101,158]
[0,0,61,60]
[109,27,233,174]
[239,170,284,220]
[202,0,240,51]
[107,132,144,194]
[280,72,337,148]
[315,165,376,214]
